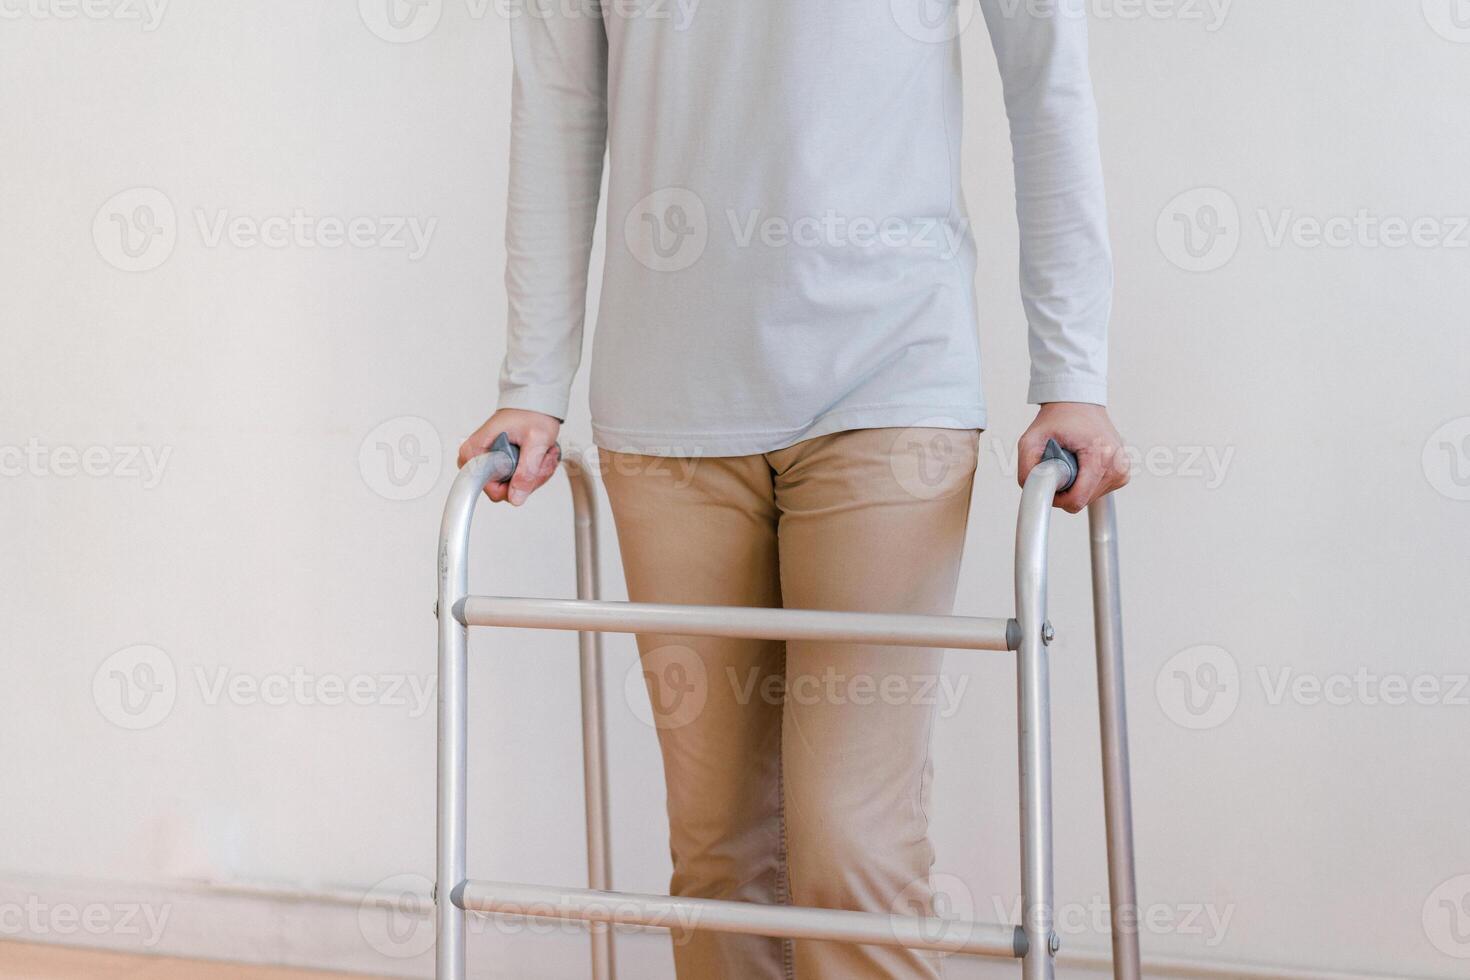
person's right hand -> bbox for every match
[457,408,562,505]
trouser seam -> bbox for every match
[920,690,944,979]
[776,644,796,980]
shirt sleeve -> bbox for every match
[497,6,609,421]
[978,0,1113,406]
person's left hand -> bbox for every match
[1017,403,1131,513]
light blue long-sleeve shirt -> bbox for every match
[499,0,1112,456]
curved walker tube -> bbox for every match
[434,445,1141,980]
[1015,460,1065,979]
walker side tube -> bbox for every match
[436,450,514,980]
[1014,457,1070,980]
[1089,495,1142,980]
[565,456,617,980]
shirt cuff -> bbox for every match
[497,383,571,422]
[1028,377,1109,407]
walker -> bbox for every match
[434,434,1141,980]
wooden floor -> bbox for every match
[0,942,390,980]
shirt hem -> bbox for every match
[591,404,988,458]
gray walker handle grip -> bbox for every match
[480,433,565,487]
[1041,438,1080,493]
[488,432,520,485]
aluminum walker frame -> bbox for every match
[436,435,1141,980]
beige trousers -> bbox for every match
[601,427,981,980]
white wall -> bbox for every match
[2,1,1468,977]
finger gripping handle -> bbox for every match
[489,432,520,485]
[1041,438,1079,493]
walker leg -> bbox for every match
[436,590,468,980]
[437,455,511,980]
[1015,474,1060,980]
[1089,496,1142,980]
[567,459,617,980]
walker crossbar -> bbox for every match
[455,880,1027,959]
[457,596,1020,652]
[435,443,1143,980]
